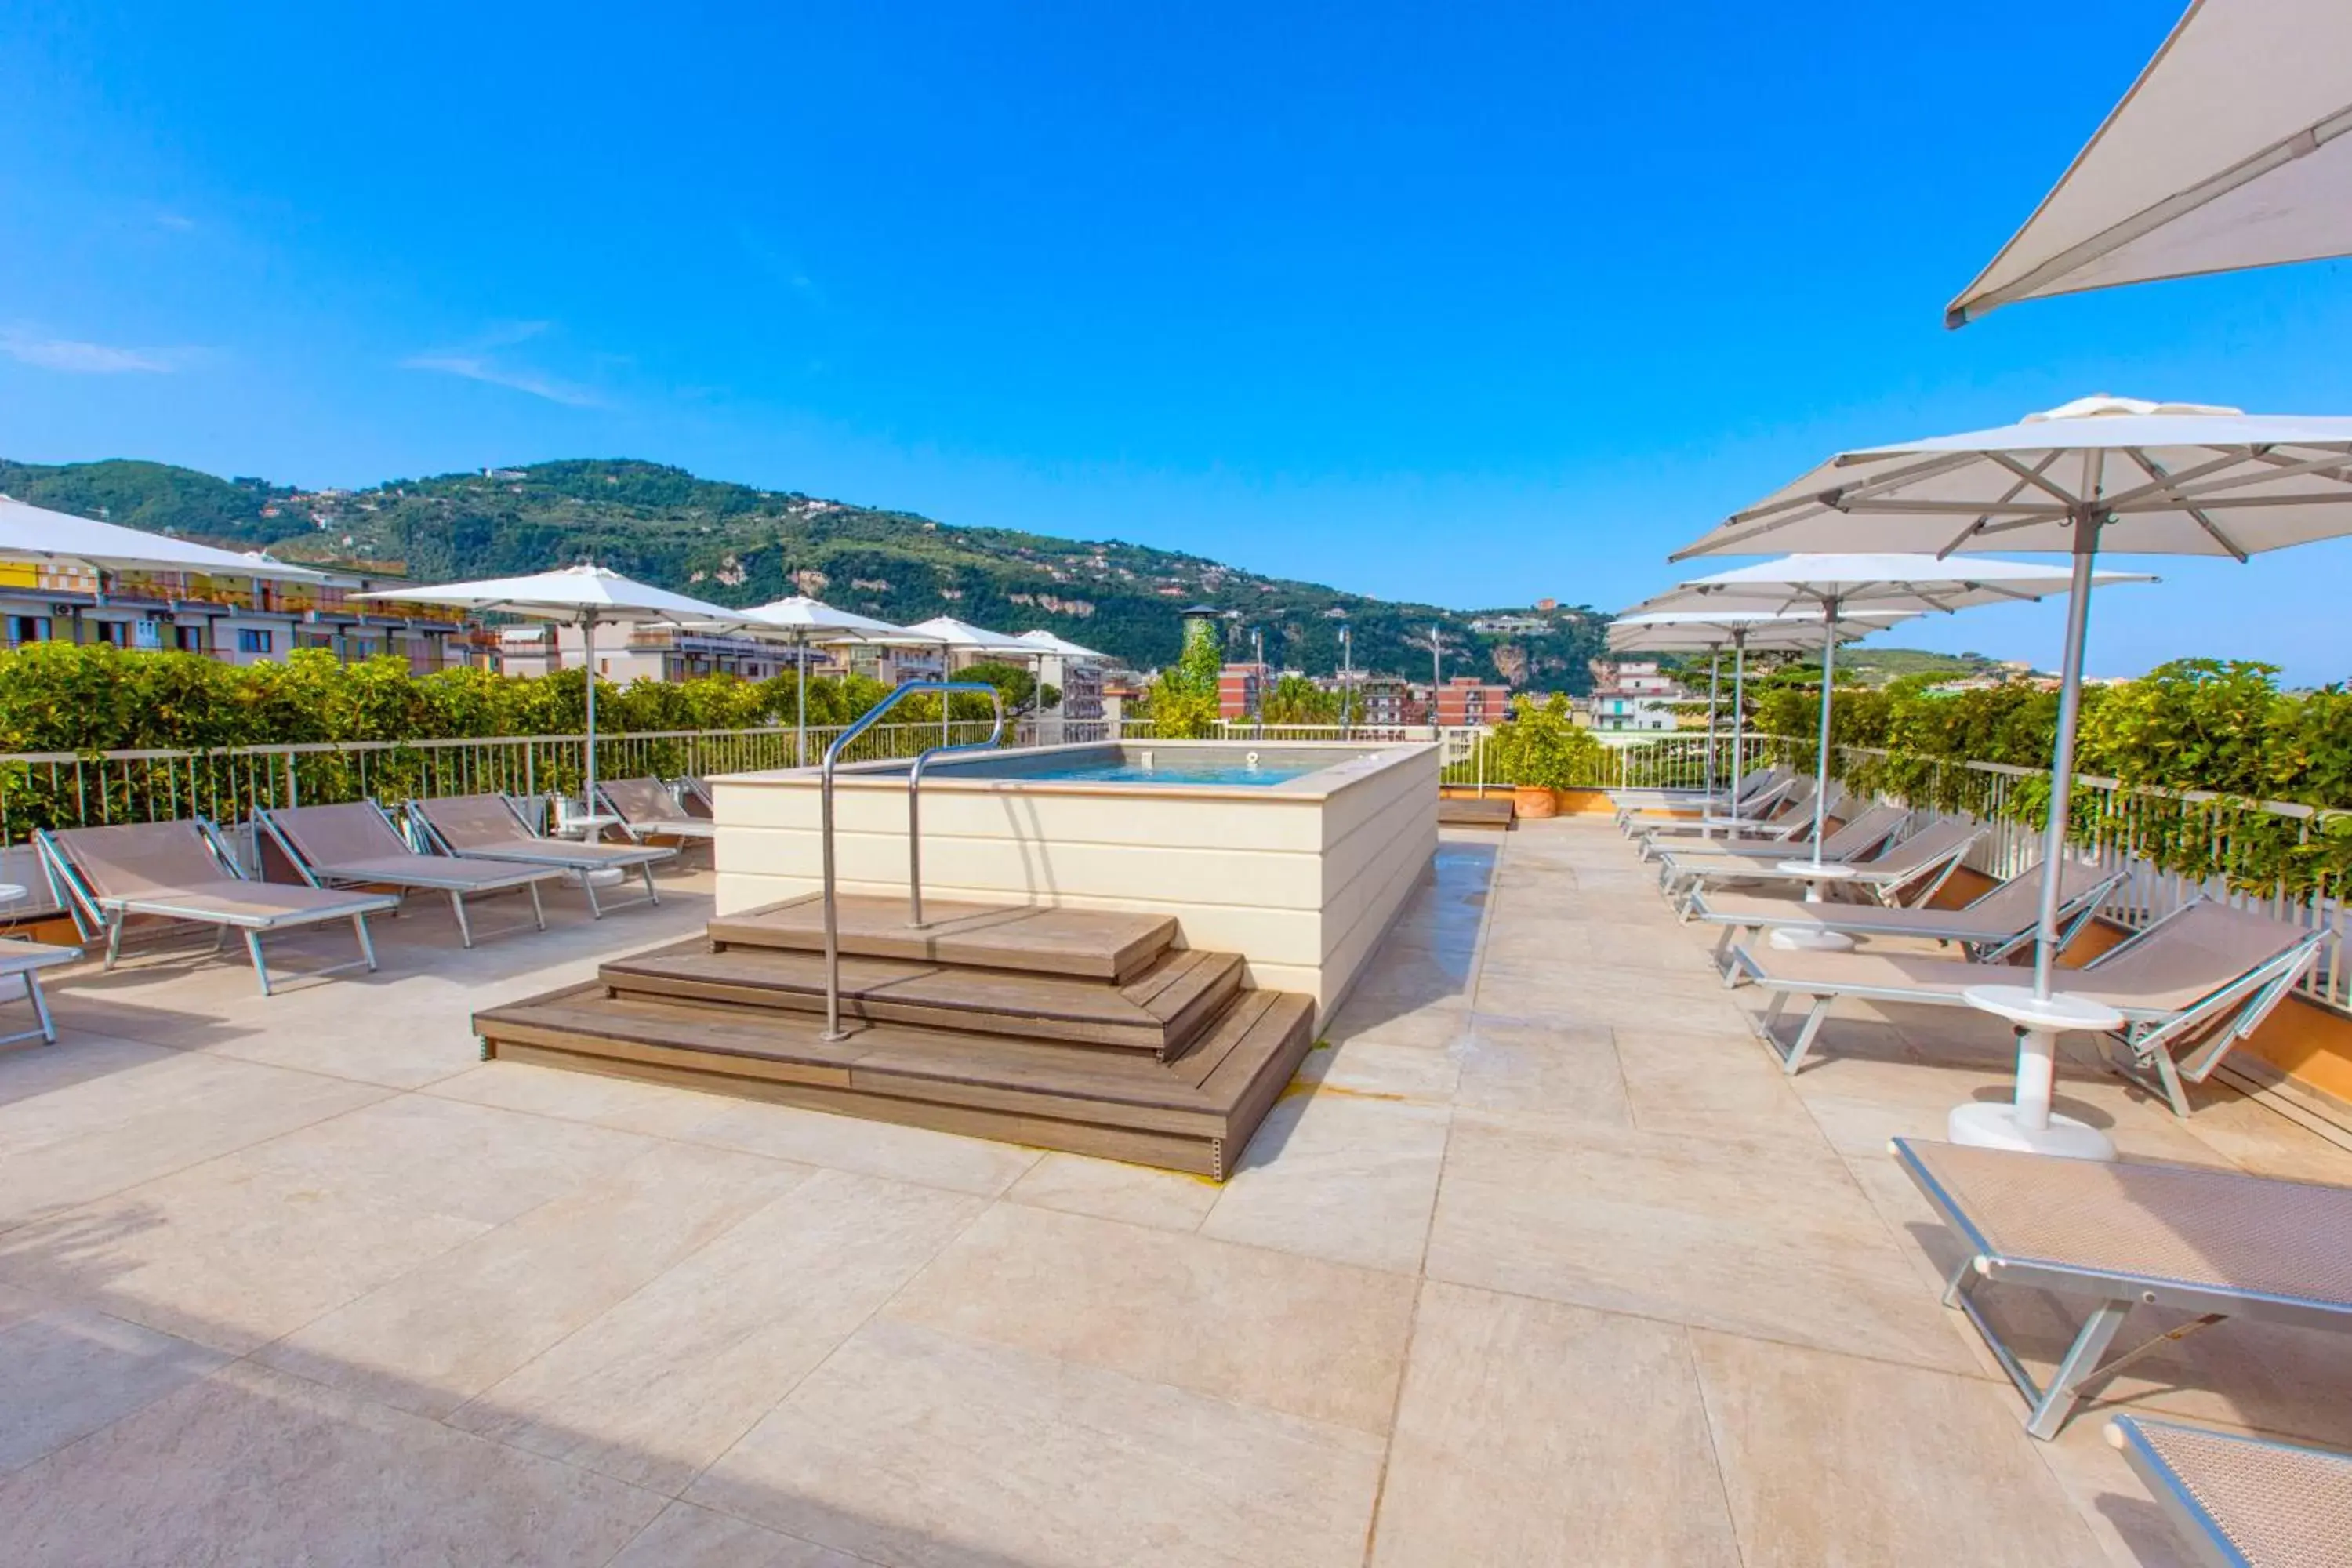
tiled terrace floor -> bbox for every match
[2,817,2349,1565]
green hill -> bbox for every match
[0,456,1610,689]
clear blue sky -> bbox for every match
[5,1,2349,683]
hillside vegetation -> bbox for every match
[0,456,1610,689]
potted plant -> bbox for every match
[1487,695,1607,817]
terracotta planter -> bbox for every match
[1512,786,1558,819]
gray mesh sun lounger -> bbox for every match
[1661,815,1981,916]
[408,794,675,918]
[2106,1415,2352,1568]
[1893,1137,2352,1439]
[1633,776,1815,848]
[1730,898,2328,1098]
[1692,859,2128,975]
[35,819,397,996]
[594,777,718,846]
[1612,766,1791,830]
[254,801,566,949]
[0,938,80,1045]
[1646,798,1904,876]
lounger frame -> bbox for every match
[252,800,557,949]
[593,778,719,851]
[1893,1138,2352,1439]
[0,940,77,1046]
[1700,866,2127,977]
[1614,771,1794,833]
[1664,817,1980,918]
[34,819,393,996]
[2107,1415,2350,1568]
[406,795,669,918]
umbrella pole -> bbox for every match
[1728,632,1747,826]
[1703,652,1719,798]
[1809,601,1836,866]
[2033,531,2101,1001]
[796,639,808,768]
[581,612,598,822]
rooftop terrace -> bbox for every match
[1,816,2347,1565]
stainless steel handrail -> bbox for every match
[907,701,1007,932]
[818,681,1004,1041]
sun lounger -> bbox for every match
[1661,815,1982,916]
[675,775,717,819]
[2106,1416,2352,1566]
[0,938,80,1045]
[1693,860,2127,974]
[253,801,566,949]
[594,776,718,846]
[1646,800,1906,876]
[1731,899,2327,1093]
[1892,1137,2352,1439]
[1611,766,1789,830]
[35,819,397,996]
[1633,776,1818,850]
[408,794,674,918]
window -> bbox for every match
[5,615,49,646]
[237,628,274,655]
[173,626,204,652]
[92,620,129,647]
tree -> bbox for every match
[1261,673,1339,724]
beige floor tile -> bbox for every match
[675,1098,1040,1196]
[1004,1152,1220,1232]
[1613,1025,1828,1145]
[2032,1417,2201,1568]
[0,1051,389,1229]
[1294,1036,1462,1102]
[1453,1016,1630,1123]
[2171,1083,2352,1183]
[256,1140,809,1416]
[611,1501,865,1567]
[1200,1089,1450,1275]
[688,1318,1385,1568]
[885,1203,1417,1433]
[453,1168,984,1494]
[1690,1330,2108,1567]
[230,1091,657,1226]
[1789,1053,2220,1167]
[1321,994,1472,1051]
[0,1030,178,1109]
[1370,1280,1740,1566]
[426,1058,736,1137]
[1425,1112,1975,1372]
[0,1283,230,1474]
[0,1360,663,1566]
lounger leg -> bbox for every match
[2148,1041,2193,1120]
[527,881,546,932]
[2025,1298,2132,1440]
[1780,997,1833,1075]
[353,913,379,973]
[580,869,604,920]
[1940,1254,1976,1310]
[641,861,659,906]
[449,891,474,949]
[27,971,55,1044]
[243,930,273,997]
[103,917,125,972]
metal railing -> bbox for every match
[1787,739,2352,1014]
[816,682,1004,1042]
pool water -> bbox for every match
[935,755,1319,786]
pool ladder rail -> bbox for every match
[817,681,1005,1042]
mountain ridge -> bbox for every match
[0,456,1611,688]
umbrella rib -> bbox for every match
[2093,448,2263,510]
[2118,448,2247,560]
[2121,448,2352,506]
[1984,450,2080,507]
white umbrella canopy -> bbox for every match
[1947,0,2352,326]
[0,494,330,581]
[1014,628,1111,661]
[905,615,1036,656]
[731,596,942,766]
[1608,609,1920,810]
[354,564,753,810]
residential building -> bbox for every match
[1433,675,1512,727]
[496,622,790,684]
[1467,615,1552,636]
[1355,676,1425,727]
[1587,658,1687,731]
[1218,661,1270,720]
[0,561,477,672]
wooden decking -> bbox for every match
[476,895,1317,1178]
[1438,796,1515,830]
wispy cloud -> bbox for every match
[0,328,180,374]
[400,321,603,407]
[153,210,198,233]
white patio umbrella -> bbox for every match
[736,596,942,767]
[355,564,753,813]
[1015,629,1112,743]
[1637,557,2153,915]
[1607,609,1918,818]
[1670,395,2352,1157]
[906,615,1047,742]
[0,494,331,581]
[1948,0,2352,326]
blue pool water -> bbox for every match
[918,746,1367,787]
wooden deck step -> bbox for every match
[600,940,1245,1057]
[710,896,1178,984]
[1439,796,1515,829]
[474,984,1316,1179]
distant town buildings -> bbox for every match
[1433,675,1511,727]
[1218,661,1271,720]
[1585,659,1687,732]
[1466,615,1552,636]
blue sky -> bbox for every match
[4,1,2350,683]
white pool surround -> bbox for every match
[709,739,1440,1021]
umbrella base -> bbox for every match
[1947,1101,2116,1162]
[1769,927,1855,953]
